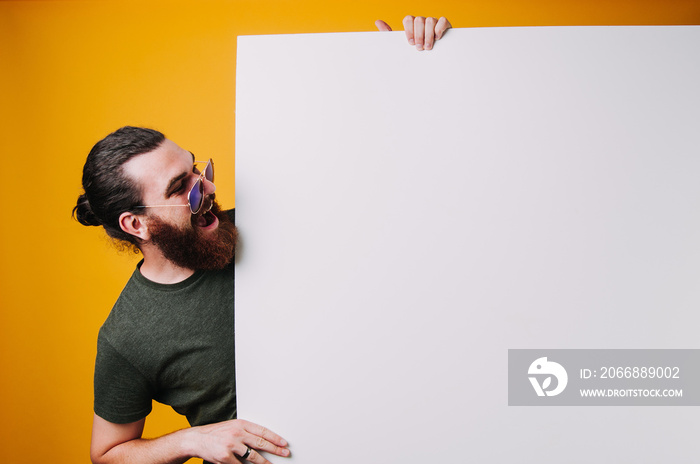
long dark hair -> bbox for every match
[73,126,165,249]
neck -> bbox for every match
[138,245,195,284]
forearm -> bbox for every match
[91,427,197,464]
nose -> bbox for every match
[202,177,216,195]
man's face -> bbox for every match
[122,139,237,270]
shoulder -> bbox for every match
[100,273,150,334]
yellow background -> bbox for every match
[0,0,698,462]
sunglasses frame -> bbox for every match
[135,158,214,214]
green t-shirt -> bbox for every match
[93,257,236,426]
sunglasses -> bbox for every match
[136,159,214,215]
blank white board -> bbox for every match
[235,27,700,463]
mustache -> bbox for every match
[199,195,216,215]
[189,195,217,227]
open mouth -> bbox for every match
[195,210,219,230]
[194,201,218,230]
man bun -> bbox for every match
[73,193,101,226]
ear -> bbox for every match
[118,211,150,241]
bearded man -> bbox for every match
[75,126,287,464]
[74,16,451,464]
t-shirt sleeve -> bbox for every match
[94,333,154,424]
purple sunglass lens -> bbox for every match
[188,180,204,213]
[204,160,214,182]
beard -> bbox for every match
[147,201,237,271]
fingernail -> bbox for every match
[409,39,414,45]
[281,439,288,446]
[416,45,423,51]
